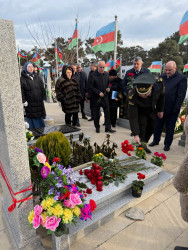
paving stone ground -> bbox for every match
[0,102,187,250]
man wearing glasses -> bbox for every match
[89,61,116,133]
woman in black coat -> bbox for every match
[108,69,123,127]
[20,62,46,129]
[55,66,82,126]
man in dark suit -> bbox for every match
[149,61,187,151]
[90,61,115,133]
[122,56,150,94]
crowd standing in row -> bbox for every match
[20,57,187,153]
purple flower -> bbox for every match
[56,181,63,188]
[54,191,60,201]
[80,204,92,221]
[34,147,43,153]
[41,166,50,179]
[48,186,54,195]
[51,171,55,175]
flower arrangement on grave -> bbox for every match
[127,72,135,91]
[151,152,166,167]
[132,172,145,197]
[134,146,146,160]
[26,129,34,142]
[28,146,97,236]
[79,141,149,191]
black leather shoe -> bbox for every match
[105,129,116,133]
[164,145,170,151]
[174,247,188,250]
[149,141,159,147]
[88,118,93,121]
[143,146,152,154]
[76,123,80,127]
[82,116,88,120]
[96,128,100,133]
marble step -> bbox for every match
[69,155,173,244]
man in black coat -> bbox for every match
[77,63,88,119]
[89,61,116,133]
[122,56,150,94]
[149,61,187,151]
[128,73,165,153]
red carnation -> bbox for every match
[91,179,96,185]
[96,186,103,191]
[52,157,61,163]
[96,181,103,187]
[87,173,93,180]
[97,176,103,180]
[110,174,114,178]
[86,188,92,194]
[89,199,97,212]
[30,146,33,149]
[79,169,83,175]
[127,72,134,77]
[84,169,90,175]
[94,169,101,176]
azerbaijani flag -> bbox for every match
[109,57,120,71]
[178,11,188,44]
[55,42,63,63]
[30,50,40,65]
[92,21,115,53]
[39,67,43,73]
[105,59,112,72]
[68,23,78,50]
[17,49,27,58]
[148,61,162,73]
[183,63,188,73]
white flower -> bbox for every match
[25,122,29,129]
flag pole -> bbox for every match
[120,54,122,78]
[113,15,118,69]
[55,39,59,79]
[76,18,79,63]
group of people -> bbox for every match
[20,57,187,154]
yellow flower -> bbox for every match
[41,197,55,209]
[41,212,47,224]
[63,209,73,224]
[47,207,55,215]
[53,204,64,217]
[72,206,81,217]
[26,138,28,141]
[45,162,51,171]
[99,153,103,156]
[28,210,34,223]
[96,154,99,157]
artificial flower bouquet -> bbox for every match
[26,129,34,142]
[134,146,146,160]
[151,152,166,167]
[28,146,97,236]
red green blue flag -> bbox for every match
[92,21,115,53]
[178,11,188,44]
[68,23,78,50]
[105,59,112,72]
[55,42,64,63]
[148,61,162,73]
[108,57,121,71]
[30,50,40,65]
[183,63,188,73]
[17,49,27,58]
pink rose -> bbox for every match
[33,215,43,229]
[36,153,46,165]
[34,205,43,216]
[45,216,61,231]
[64,199,71,208]
[69,193,82,207]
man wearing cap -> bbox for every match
[122,56,150,94]
[128,73,165,153]
[149,61,187,151]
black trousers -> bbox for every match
[93,101,111,130]
[138,111,156,143]
[110,107,118,126]
[89,96,94,119]
[153,113,179,146]
[80,98,85,117]
[65,112,78,126]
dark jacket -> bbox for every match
[20,70,46,119]
[128,79,165,136]
[55,77,82,113]
[160,71,187,116]
[122,67,150,93]
[77,71,87,98]
[108,77,124,108]
[89,70,109,100]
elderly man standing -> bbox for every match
[122,56,150,94]
[149,61,187,151]
[90,61,115,133]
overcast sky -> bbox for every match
[1,0,187,51]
